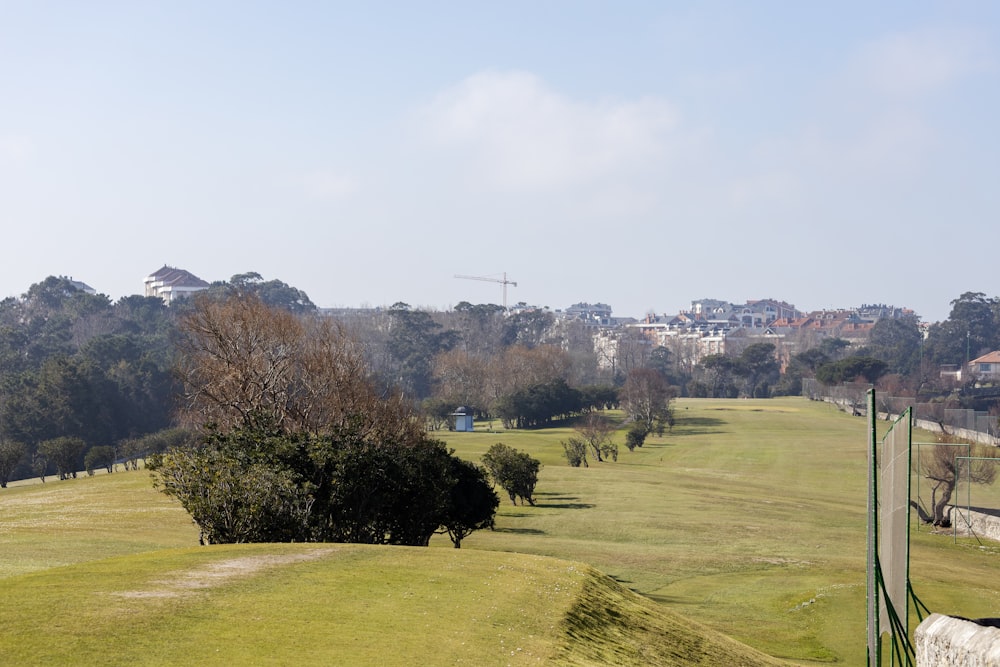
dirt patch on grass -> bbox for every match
[112,548,335,600]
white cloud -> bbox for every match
[417,71,679,192]
[854,28,990,98]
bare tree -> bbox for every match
[914,440,999,526]
[574,412,618,463]
[486,344,571,407]
[620,368,676,432]
[175,294,422,444]
[432,349,490,412]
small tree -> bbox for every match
[482,443,541,506]
[915,440,999,527]
[151,444,313,544]
[441,458,499,548]
[84,445,116,476]
[32,451,47,483]
[561,437,588,467]
[625,423,649,451]
[0,439,26,488]
[38,436,86,480]
[620,368,676,431]
[574,412,618,462]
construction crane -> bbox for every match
[454,272,518,310]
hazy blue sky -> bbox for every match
[2,2,998,322]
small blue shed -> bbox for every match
[452,406,474,432]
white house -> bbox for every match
[969,351,1000,382]
[144,265,210,304]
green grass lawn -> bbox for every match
[438,397,1000,664]
[0,542,788,666]
[0,397,996,665]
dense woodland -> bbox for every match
[1,276,999,489]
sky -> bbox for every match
[2,2,998,323]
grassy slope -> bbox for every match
[0,397,996,665]
[0,467,199,578]
[0,543,786,666]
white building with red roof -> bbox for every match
[143,265,210,304]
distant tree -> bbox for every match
[818,337,851,360]
[492,344,572,399]
[624,422,649,451]
[38,436,86,480]
[620,368,676,431]
[645,346,674,382]
[0,439,25,488]
[421,397,455,431]
[579,385,618,411]
[32,451,47,483]
[795,348,832,373]
[735,342,780,398]
[176,293,421,444]
[1,356,101,447]
[920,292,1000,377]
[913,441,999,527]
[449,301,507,358]
[561,437,588,467]
[615,328,652,375]
[815,357,888,385]
[432,349,489,412]
[117,428,192,471]
[697,354,739,398]
[207,272,317,314]
[574,412,618,462]
[495,379,582,429]
[864,317,923,377]
[84,445,116,475]
[440,458,499,548]
[387,303,458,399]
[482,443,540,506]
[502,309,555,348]
[773,345,834,396]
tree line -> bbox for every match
[0,274,319,486]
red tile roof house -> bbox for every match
[968,351,1000,383]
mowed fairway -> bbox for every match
[439,397,1000,664]
[0,397,997,665]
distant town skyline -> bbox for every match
[3,2,998,323]
[11,265,932,324]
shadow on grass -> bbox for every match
[533,492,596,510]
[492,527,546,535]
[646,593,694,605]
[672,416,725,435]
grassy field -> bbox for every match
[438,397,1000,664]
[0,397,997,665]
[0,542,789,666]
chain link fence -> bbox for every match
[802,379,999,445]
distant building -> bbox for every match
[60,276,97,295]
[969,351,1000,383]
[560,302,614,327]
[144,265,209,304]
